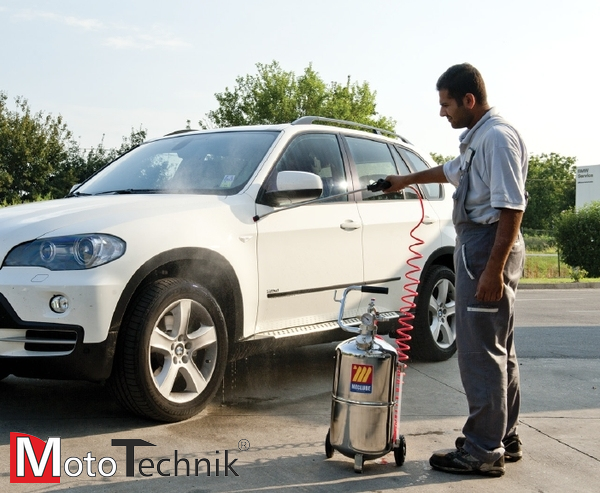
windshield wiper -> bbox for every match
[93,189,164,195]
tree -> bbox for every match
[0,92,147,204]
[430,153,455,165]
[204,61,396,131]
[555,202,600,277]
[74,127,147,185]
[523,153,576,231]
[0,93,77,204]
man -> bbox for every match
[384,63,528,477]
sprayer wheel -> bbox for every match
[354,453,364,473]
[325,430,334,458]
[394,435,407,466]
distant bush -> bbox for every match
[555,202,600,277]
[522,230,556,252]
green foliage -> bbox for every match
[522,230,556,252]
[0,90,146,204]
[204,61,396,131]
[568,266,588,282]
[555,201,600,277]
[74,127,147,186]
[523,153,576,230]
[0,93,76,203]
[429,152,455,165]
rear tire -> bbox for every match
[109,278,228,422]
[410,265,456,361]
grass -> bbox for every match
[522,252,600,284]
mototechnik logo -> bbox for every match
[10,433,240,484]
[10,433,62,483]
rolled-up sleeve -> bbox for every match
[488,127,527,211]
[443,156,463,187]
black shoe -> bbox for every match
[429,448,505,477]
[455,434,523,462]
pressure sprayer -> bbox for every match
[252,177,425,472]
[324,179,425,473]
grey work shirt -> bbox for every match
[443,107,528,225]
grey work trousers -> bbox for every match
[453,222,525,464]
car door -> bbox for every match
[254,132,364,334]
[344,136,444,315]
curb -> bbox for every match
[519,282,600,289]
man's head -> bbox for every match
[437,63,490,129]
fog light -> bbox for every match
[50,295,69,313]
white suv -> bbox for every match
[0,117,456,421]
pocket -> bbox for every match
[461,244,476,280]
[460,230,496,280]
[467,305,499,313]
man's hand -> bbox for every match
[475,267,504,302]
[383,175,411,193]
[475,208,524,302]
[383,166,447,194]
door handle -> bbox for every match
[340,220,361,231]
[422,215,436,225]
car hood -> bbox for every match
[0,194,233,256]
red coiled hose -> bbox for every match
[392,185,425,444]
[395,185,425,360]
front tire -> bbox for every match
[410,265,456,361]
[109,278,228,422]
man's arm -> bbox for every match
[384,165,448,193]
[476,208,524,302]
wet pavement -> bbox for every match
[1,288,599,492]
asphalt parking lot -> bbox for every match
[1,288,599,493]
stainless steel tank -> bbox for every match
[329,336,398,459]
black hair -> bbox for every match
[436,63,488,106]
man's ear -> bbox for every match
[463,93,476,109]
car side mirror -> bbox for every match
[260,171,323,207]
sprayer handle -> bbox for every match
[367,179,392,192]
[361,285,389,295]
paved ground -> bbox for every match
[1,288,598,492]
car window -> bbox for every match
[396,146,443,199]
[76,131,278,196]
[345,137,404,201]
[390,146,419,199]
[263,133,348,201]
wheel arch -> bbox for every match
[420,245,454,283]
[109,248,243,354]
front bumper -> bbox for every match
[0,293,115,381]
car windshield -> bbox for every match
[74,130,279,196]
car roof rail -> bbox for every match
[164,129,198,136]
[292,116,412,144]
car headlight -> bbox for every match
[3,234,126,270]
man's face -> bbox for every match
[438,89,472,129]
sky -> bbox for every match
[1,0,599,166]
